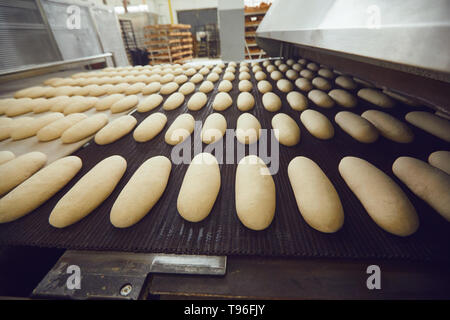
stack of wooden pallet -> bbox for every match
[144,24,193,64]
[244,3,271,59]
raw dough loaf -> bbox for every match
[190,73,204,84]
[164,113,195,145]
[295,78,313,92]
[206,72,220,82]
[160,82,179,95]
[64,97,98,114]
[335,76,357,90]
[142,82,161,95]
[428,151,450,174]
[201,113,227,144]
[285,69,299,81]
[238,80,252,92]
[61,113,108,143]
[5,98,33,117]
[10,112,64,140]
[300,109,334,140]
[212,92,233,111]
[222,72,235,81]
[110,156,171,228]
[37,113,87,142]
[393,156,450,222]
[257,80,272,93]
[254,71,266,81]
[95,94,124,111]
[49,96,72,112]
[0,151,47,196]
[177,153,220,222]
[328,89,357,108]
[236,113,261,144]
[271,113,301,146]
[218,80,233,92]
[163,92,185,111]
[0,151,15,165]
[277,79,294,93]
[49,155,127,228]
[137,94,163,112]
[187,92,208,111]
[0,117,31,141]
[288,156,344,233]
[237,92,255,111]
[270,71,283,81]
[361,110,414,143]
[300,69,314,80]
[133,112,167,142]
[358,88,395,108]
[308,90,335,108]
[339,156,419,236]
[335,111,379,143]
[31,98,52,113]
[318,68,334,79]
[124,82,145,95]
[262,92,281,112]
[239,72,251,80]
[0,156,82,223]
[405,111,450,142]
[235,155,275,231]
[94,115,137,145]
[199,80,214,93]
[312,77,332,91]
[110,95,139,113]
[287,91,308,111]
[14,86,50,99]
[178,82,196,95]
[174,74,188,85]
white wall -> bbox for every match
[152,0,218,24]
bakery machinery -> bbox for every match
[0,0,449,300]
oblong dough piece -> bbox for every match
[287,91,308,111]
[405,111,450,142]
[335,111,379,143]
[160,82,179,95]
[358,88,395,108]
[362,110,414,143]
[300,109,334,140]
[235,155,276,231]
[199,81,214,93]
[124,82,145,95]
[64,97,98,114]
[0,156,82,223]
[37,113,87,142]
[257,80,272,93]
[110,95,139,113]
[238,80,252,92]
[271,113,300,146]
[178,82,196,95]
[61,114,108,144]
[163,92,185,111]
[237,92,255,111]
[212,92,233,111]
[339,156,419,236]
[262,92,281,112]
[236,113,261,144]
[0,151,47,196]
[295,78,313,92]
[137,94,163,112]
[187,92,208,111]
[94,115,137,145]
[288,156,344,233]
[5,98,33,117]
[0,117,31,141]
[10,112,64,140]
[0,151,15,165]
[142,82,161,95]
[329,89,357,108]
[165,113,195,145]
[110,156,171,228]
[393,156,450,222]
[218,80,233,93]
[276,79,293,93]
[177,153,220,222]
[428,151,450,174]
[49,155,127,228]
[201,113,227,144]
[312,77,332,91]
[133,112,167,142]
[308,90,335,108]
[335,76,357,90]
[95,94,124,111]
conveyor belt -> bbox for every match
[0,62,449,262]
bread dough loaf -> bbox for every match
[308,90,335,108]
[237,92,255,111]
[110,156,171,228]
[5,98,33,117]
[133,112,167,142]
[339,156,419,236]
[137,94,163,112]
[239,72,251,81]
[206,72,220,82]
[31,98,52,113]
[236,113,261,144]
[328,89,357,108]
[110,95,139,113]
[300,109,334,140]
[287,91,308,111]
[187,92,208,111]
[49,155,127,228]
[160,73,175,84]
[238,80,252,92]
[61,113,108,143]
[235,155,275,231]
[428,151,450,174]
[335,76,357,90]
[405,111,450,142]
[218,80,233,92]
[178,82,196,95]
[160,82,179,95]
[64,97,98,114]
[49,96,72,112]
[335,111,379,143]
[0,156,82,223]
[177,153,221,222]
[190,73,204,84]
[288,156,344,233]
[95,94,125,111]
[0,151,15,165]
[295,78,313,92]
[257,80,272,93]
[361,110,414,143]
[393,156,450,222]
[163,92,185,111]
[300,69,314,80]
[174,74,188,85]
[37,113,87,142]
[271,113,300,146]
[201,113,227,144]
[312,77,332,91]
[199,80,214,93]
[262,92,281,112]
[14,86,49,99]
[0,117,32,141]
[11,112,64,140]
[0,151,47,196]
[286,69,299,81]
[254,71,266,81]
[212,92,233,111]
[142,82,161,95]
[358,88,395,108]
[222,72,235,81]
[318,68,334,79]
[94,115,137,145]
[165,113,195,145]
[276,79,293,93]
